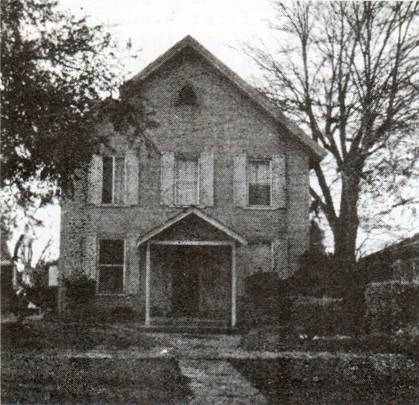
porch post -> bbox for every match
[231,243,237,327]
[145,242,151,326]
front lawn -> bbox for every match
[1,355,191,404]
[1,321,158,352]
[232,358,419,405]
[240,326,419,361]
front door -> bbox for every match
[172,247,200,317]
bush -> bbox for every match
[240,272,286,328]
[287,249,343,297]
[63,272,96,304]
[63,272,96,321]
[290,296,345,336]
[26,286,58,313]
[365,281,419,334]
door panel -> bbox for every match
[172,248,200,316]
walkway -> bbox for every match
[179,359,267,405]
[155,333,267,404]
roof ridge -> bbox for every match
[123,35,326,160]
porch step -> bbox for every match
[149,317,232,333]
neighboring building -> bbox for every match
[60,36,325,327]
[359,233,419,283]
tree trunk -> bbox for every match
[333,170,361,269]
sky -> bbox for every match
[59,0,276,82]
[17,0,418,263]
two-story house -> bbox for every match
[60,36,325,328]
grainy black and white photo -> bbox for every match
[1,0,418,404]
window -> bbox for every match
[175,158,199,205]
[248,160,271,206]
[98,239,124,294]
[102,156,125,204]
[175,85,197,106]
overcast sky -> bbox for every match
[59,0,276,82]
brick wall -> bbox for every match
[60,49,311,318]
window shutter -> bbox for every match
[160,152,175,206]
[83,234,97,279]
[272,154,286,208]
[87,155,103,205]
[125,150,139,205]
[233,154,247,207]
[199,151,214,207]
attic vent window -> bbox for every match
[175,85,197,106]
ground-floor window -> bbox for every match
[98,239,125,294]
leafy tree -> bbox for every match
[247,1,419,266]
[1,0,125,196]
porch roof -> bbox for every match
[137,207,247,247]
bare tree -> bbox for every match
[248,1,419,266]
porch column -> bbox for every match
[231,243,237,327]
[145,242,151,326]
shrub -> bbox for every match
[245,272,278,304]
[63,272,96,304]
[26,286,58,313]
[288,249,343,297]
[365,281,419,334]
[290,295,345,336]
[240,272,285,328]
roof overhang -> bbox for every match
[137,207,247,247]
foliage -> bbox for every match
[365,280,419,334]
[63,272,96,304]
[26,286,57,313]
[0,0,140,198]
[247,1,419,264]
[290,296,345,336]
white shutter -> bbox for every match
[199,151,214,207]
[125,150,139,205]
[271,154,286,208]
[87,155,103,205]
[125,236,140,294]
[160,152,175,206]
[84,234,97,279]
[233,154,247,207]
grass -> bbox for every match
[1,355,191,404]
[231,358,419,405]
[240,326,419,360]
[1,321,158,352]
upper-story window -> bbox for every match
[248,159,271,207]
[175,157,199,205]
[175,85,198,106]
[102,156,125,204]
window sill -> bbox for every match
[241,206,282,211]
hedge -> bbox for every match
[365,281,419,334]
[289,296,345,336]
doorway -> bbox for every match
[171,247,200,317]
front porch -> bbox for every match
[137,208,247,328]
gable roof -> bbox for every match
[124,35,326,161]
[137,207,247,246]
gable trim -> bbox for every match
[137,207,247,246]
[124,35,326,161]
